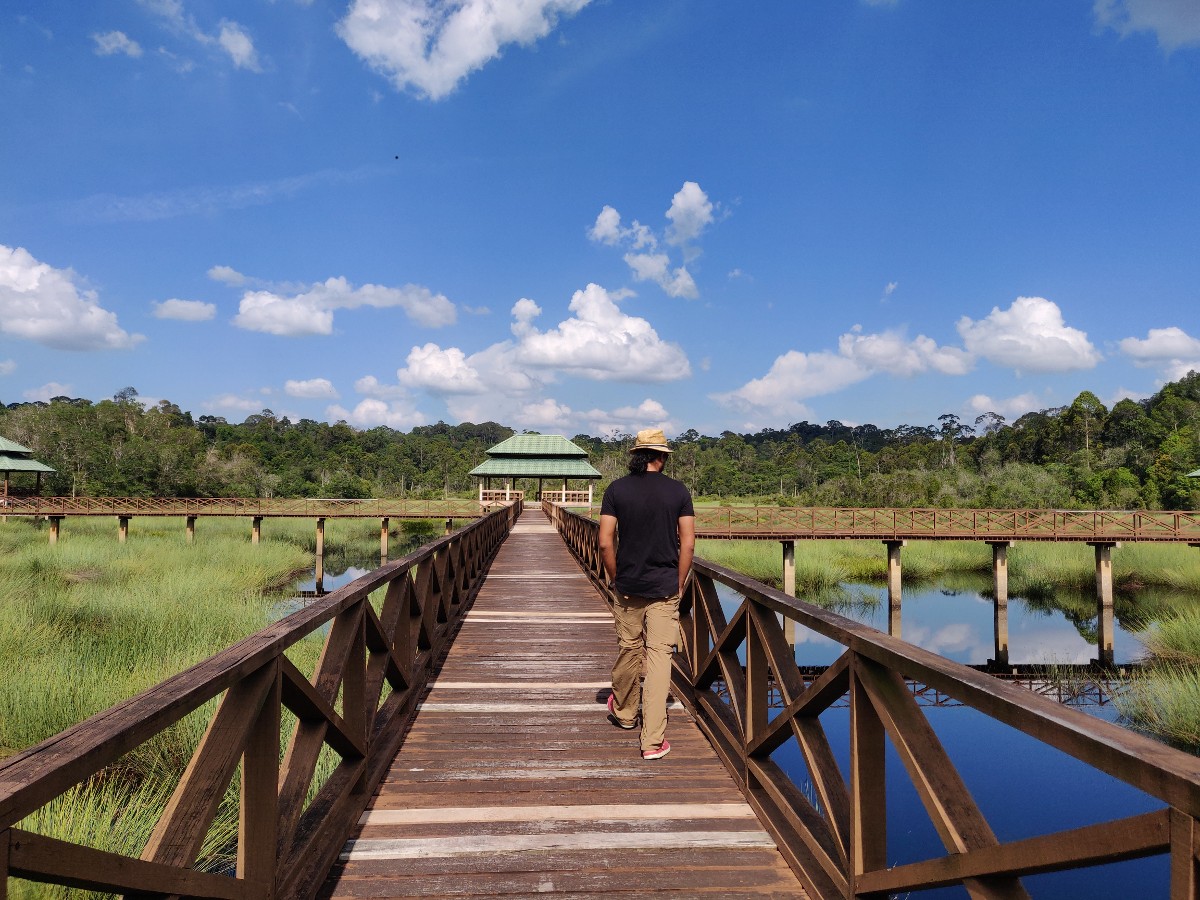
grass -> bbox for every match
[0,514,436,898]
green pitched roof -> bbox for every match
[485,434,587,458]
[1189,469,1200,478]
[469,458,600,478]
[0,453,54,473]
[0,436,35,454]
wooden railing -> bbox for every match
[544,500,1200,898]
[0,500,521,899]
[0,497,488,518]
[538,489,592,505]
[479,489,524,505]
[690,506,1200,541]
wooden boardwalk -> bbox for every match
[320,509,809,899]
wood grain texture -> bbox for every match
[320,509,809,899]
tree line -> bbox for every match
[1,373,1198,510]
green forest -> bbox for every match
[2,372,1199,510]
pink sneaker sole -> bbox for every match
[642,739,671,760]
[607,693,638,729]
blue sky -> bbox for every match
[2,0,1199,439]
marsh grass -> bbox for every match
[0,514,363,892]
[1116,663,1200,751]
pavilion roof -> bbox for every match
[470,434,599,480]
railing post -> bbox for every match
[850,656,886,888]
[1170,809,1198,899]
[239,660,281,896]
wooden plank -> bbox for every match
[857,808,1170,895]
[7,828,247,899]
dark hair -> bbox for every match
[627,448,668,475]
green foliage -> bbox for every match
[4,370,1200,508]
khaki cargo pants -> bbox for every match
[609,593,681,752]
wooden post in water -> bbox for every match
[989,541,1012,668]
[781,540,797,646]
[252,516,262,545]
[445,517,453,535]
[48,516,61,545]
[315,517,326,589]
[884,540,905,638]
[118,515,129,544]
[186,515,196,544]
[380,517,390,563]
[1090,541,1118,667]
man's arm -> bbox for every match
[598,514,618,584]
[677,515,695,595]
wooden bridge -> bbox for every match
[3,502,1200,898]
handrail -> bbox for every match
[543,499,1200,898]
[0,497,489,518]
[0,499,523,899]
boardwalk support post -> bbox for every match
[186,515,196,545]
[380,517,389,563]
[118,516,129,544]
[1089,541,1119,667]
[48,516,61,545]
[989,541,1013,668]
[781,540,797,645]
[252,516,262,545]
[884,540,905,638]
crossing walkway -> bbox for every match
[319,510,809,898]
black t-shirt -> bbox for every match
[600,471,695,598]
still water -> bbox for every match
[715,578,1188,898]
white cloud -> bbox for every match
[24,382,72,402]
[93,31,143,57]
[285,378,339,399]
[202,393,268,414]
[583,398,673,437]
[208,265,246,285]
[398,343,487,393]
[152,298,216,321]
[623,252,698,299]
[139,0,262,71]
[337,0,592,100]
[714,326,970,419]
[665,181,714,246]
[327,397,426,429]
[1119,326,1200,381]
[966,392,1045,421]
[0,360,15,376]
[355,374,411,399]
[514,398,575,431]
[217,20,260,70]
[839,327,973,376]
[0,245,144,351]
[1093,0,1200,52]
[590,183,719,298]
[956,297,1100,373]
[515,283,691,381]
[232,276,456,336]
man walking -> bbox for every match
[599,428,695,760]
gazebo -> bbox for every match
[0,436,54,499]
[470,434,601,505]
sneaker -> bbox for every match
[607,693,638,730]
[642,740,671,760]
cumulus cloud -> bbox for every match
[0,244,144,351]
[515,283,691,381]
[956,297,1100,373]
[1119,326,1200,380]
[152,298,216,321]
[398,343,488,394]
[582,398,673,437]
[202,393,266,414]
[232,276,456,336]
[93,31,143,57]
[285,378,338,399]
[1093,0,1200,52]
[665,181,715,246]
[208,265,246,286]
[337,0,592,100]
[589,183,718,299]
[326,397,426,429]
[713,326,968,419]
[513,398,575,431]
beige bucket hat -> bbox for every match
[630,428,672,453]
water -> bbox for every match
[713,578,1187,897]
